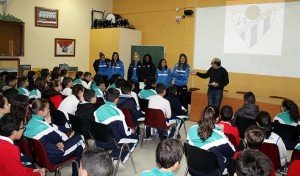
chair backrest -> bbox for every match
[184,143,220,175]
[272,122,299,149]
[290,149,300,163]
[236,117,256,139]
[27,138,56,171]
[119,107,136,128]
[144,108,168,129]
[138,98,149,111]
[50,108,68,127]
[225,133,238,150]
[15,136,32,158]
[68,113,91,136]
[94,101,105,109]
[259,143,281,170]
[91,122,114,143]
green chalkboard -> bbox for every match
[131,45,165,67]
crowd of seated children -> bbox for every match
[232,91,259,126]
[138,76,157,100]
[187,105,235,175]
[92,75,106,102]
[62,77,73,96]
[25,98,85,176]
[44,79,63,110]
[2,74,17,91]
[17,76,30,96]
[256,111,287,167]
[0,113,46,176]
[141,139,183,176]
[29,77,47,100]
[82,72,93,90]
[217,105,240,146]
[94,88,138,163]
[118,82,144,124]
[236,149,272,176]
[273,99,300,126]
[75,89,97,125]
[110,52,124,79]
[156,58,172,89]
[0,95,10,119]
[79,147,113,176]
[58,84,84,120]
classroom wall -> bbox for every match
[113,0,300,100]
[1,0,112,72]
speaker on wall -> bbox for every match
[184,10,193,16]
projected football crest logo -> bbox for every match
[232,6,276,47]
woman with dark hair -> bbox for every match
[172,53,190,109]
[273,99,300,126]
[187,105,235,174]
[256,111,287,166]
[142,54,156,83]
[110,52,124,79]
[29,77,47,99]
[127,52,143,93]
[156,59,172,89]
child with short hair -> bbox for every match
[0,95,10,119]
[73,71,84,85]
[62,77,73,96]
[92,75,106,102]
[29,77,47,99]
[79,147,112,176]
[2,74,17,91]
[76,89,97,124]
[82,72,93,89]
[138,76,156,100]
[141,139,184,176]
[17,77,30,96]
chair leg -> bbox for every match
[140,125,145,148]
[184,167,189,176]
[114,145,125,176]
[126,144,137,174]
[183,120,187,136]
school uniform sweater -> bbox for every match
[273,111,300,127]
[141,168,174,176]
[17,86,30,96]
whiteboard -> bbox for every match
[193,1,300,78]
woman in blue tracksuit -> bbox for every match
[172,53,190,109]
[187,106,235,175]
[93,52,111,88]
[110,52,124,79]
[156,59,172,89]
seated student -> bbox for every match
[0,71,8,89]
[50,72,60,82]
[166,85,187,117]
[76,89,97,124]
[24,98,85,176]
[60,69,68,83]
[256,111,287,167]
[94,88,138,163]
[73,71,84,85]
[2,74,17,91]
[0,95,10,119]
[273,99,300,126]
[62,77,73,96]
[82,72,93,89]
[115,78,127,94]
[217,105,240,146]
[127,80,140,109]
[58,84,84,120]
[187,105,235,175]
[17,77,30,96]
[107,74,121,90]
[141,139,184,176]
[44,80,63,110]
[138,76,157,100]
[0,114,46,176]
[236,149,272,176]
[288,160,300,176]
[233,92,259,126]
[79,147,112,176]
[92,75,106,102]
[27,71,37,91]
[29,77,47,99]
[117,82,144,124]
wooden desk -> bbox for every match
[189,90,299,122]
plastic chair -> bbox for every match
[15,136,32,158]
[141,108,177,147]
[27,138,78,176]
[94,101,105,109]
[259,143,281,170]
[235,116,256,139]
[119,107,140,129]
[272,122,299,149]
[91,122,137,176]
[184,142,221,176]
[138,98,149,112]
[225,133,238,150]
[68,113,92,145]
[290,149,300,163]
[50,108,69,127]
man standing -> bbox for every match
[191,58,229,108]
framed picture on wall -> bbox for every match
[20,65,31,77]
[35,6,59,28]
[0,58,20,77]
[55,38,76,57]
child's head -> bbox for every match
[115,78,126,89]
[34,77,47,92]
[244,125,265,150]
[243,92,256,104]
[0,95,10,116]
[5,74,17,87]
[220,105,233,122]
[17,77,29,88]
[84,72,92,81]
[49,80,63,92]
[40,69,50,78]
[145,77,156,88]
[60,69,68,77]
[76,71,84,79]
[156,139,183,171]
[168,85,177,96]
[121,82,132,95]
[79,147,112,176]
[83,89,96,104]
[9,94,31,123]
[256,111,272,139]
[94,76,106,91]
[50,72,60,81]
[63,77,73,88]
[27,71,36,79]
[127,80,135,91]
[105,88,120,104]
[155,83,166,96]
[72,84,84,100]
[0,113,25,140]
[236,149,272,176]
[281,99,299,123]
[31,98,50,117]
[110,74,121,85]
[198,106,219,141]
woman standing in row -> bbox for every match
[110,52,124,79]
[127,52,143,93]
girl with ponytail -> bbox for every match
[274,99,300,126]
